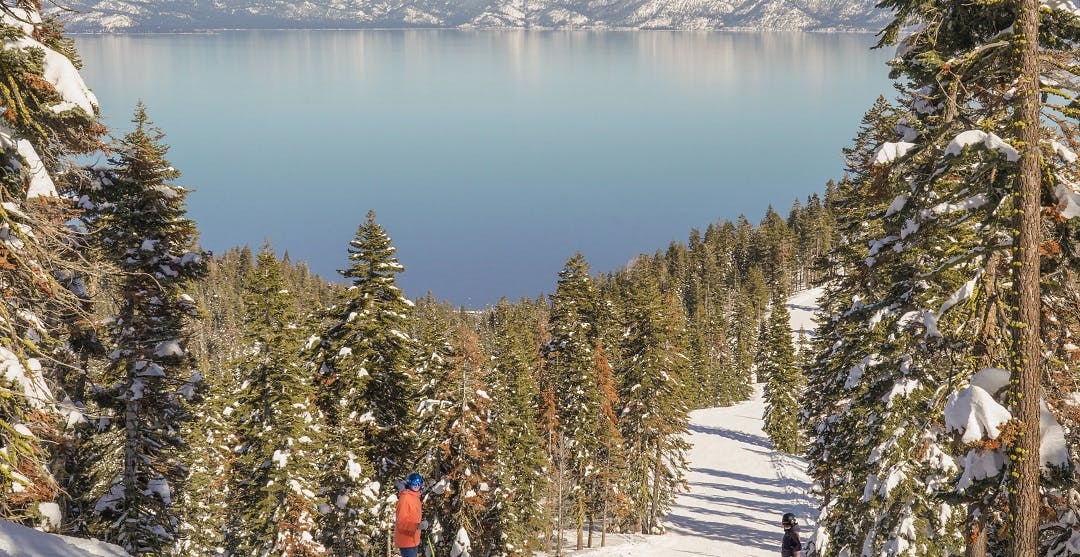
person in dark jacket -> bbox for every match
[781,512,803,557]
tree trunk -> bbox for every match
[601,496,608,547]
[966,505,987,557]
[1012,0,1043,554]
[556,448,564,557]
[649,438,663,534]
[587,512,593,548]
[576,491,584,550]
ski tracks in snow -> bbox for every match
[565,384,817,557]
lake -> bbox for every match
[74,30,894,307]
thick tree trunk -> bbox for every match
[587,512,593,548]
[1012,0,1043,554]
[966,506,987,557]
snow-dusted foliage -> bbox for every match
[79,105,206,553]
[223,247,324,556]
[543,254,610,542]
[483,301,548,555]
[617,268,691,534]
[425,325,497,556]
[307,210,414,555]
[806,4,1080,555]
[0,1,104,528]
[758,288,805,454]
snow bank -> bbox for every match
[0,519,129,556]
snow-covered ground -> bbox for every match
[787,286,824,343]
[0,519,128,557]
[556,384,818,556]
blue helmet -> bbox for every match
[406,472,424,489]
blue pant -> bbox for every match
[399,547,418,557]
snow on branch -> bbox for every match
[945,383,1011,443]
[945,130,1019,162]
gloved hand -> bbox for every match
[419,520,429,531]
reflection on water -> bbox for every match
[76,30,892,306]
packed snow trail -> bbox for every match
[562,385,818,557]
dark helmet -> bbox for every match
[406,472,424,489]
[782,513,797,526]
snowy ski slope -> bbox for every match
[561,288,822,556]
[559,384,818,557]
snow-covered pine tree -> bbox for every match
[309,209,415,555]
[485,301,547,556]
[427,324,496,557]
[80,104,205,554]
[588,340,628,546]
[616,269,691,535]
[759,287,803,455]
[224,246,324,556]
[807,4,1080,554]
[0,2,103,528]
[543,254,606,549]
[175,362,234,557]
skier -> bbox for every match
[395,472,426,557]
[781,512,803,557]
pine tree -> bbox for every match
[427,324,496,557]
[81,104,205,555]
[175,364,234,556]
[616,269,691,534]
[486,301,547,556]
[806,4,1080,554]
[543,254,606,550]
[759,288,803,454]
[0,5,104,527]
[224,246,324,556]
[309,210,416,555]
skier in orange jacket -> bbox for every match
[395,472,425,557]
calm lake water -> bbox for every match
[75,30,893,307]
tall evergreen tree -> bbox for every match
[308,210,414,555]
[83,104,205,555]
[427,324,496,557]
[543,254,606,550]
[224,246,324,557]
[486,301,547,556]
[758,288,803,454]
[616,270,691,534]
[806,3,1080,554]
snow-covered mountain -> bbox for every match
[52,0,888,32]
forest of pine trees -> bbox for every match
[2,1,1079,557]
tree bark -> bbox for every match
[1012,0,1043,554]
[966,505,987,557]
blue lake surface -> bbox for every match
[75,30,894,307]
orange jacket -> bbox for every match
[394,488,422,548]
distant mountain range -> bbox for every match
[51,0,889,32]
